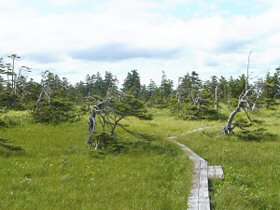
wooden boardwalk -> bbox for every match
[168,138,223,210]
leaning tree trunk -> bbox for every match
[35,90,44,110]
[251,91,261,112]
[214,86,219,111]
[224,106,241,135]
[224,89,251,135]
[87,108,97,149]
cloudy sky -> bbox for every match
[0,0,279,85]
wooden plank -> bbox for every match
[168,137,224,210]
[208,166,224,180]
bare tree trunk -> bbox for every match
[35,86,51,111]
[245,51,253,91]
[224,106,241,134]
[251,92,261,111]
[87,109,97,149]
[214,86,219,111]
[35,90,44,111]
[224,89,251,135]
[224,52,253,134]
[12,58,15,91]
[251,103,257,112]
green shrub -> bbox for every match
[0,119,6,128]
[173,102,220,120]
[0,111,31,128]
[0,92,25,110]
[32,98,81,124]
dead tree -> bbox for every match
[192,96,208,110]
[224,51,255,135]
[8,54,21,93]
[214,85,219,111]
[251,90,261,111]
[86,89,148,150]
[86,94,113,150]
[35,71,51,111]
[251,80,264,111]
[87,107,97,149]
[224,89,252,135]
[15,66,31,95]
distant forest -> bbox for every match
[1,55,280,111]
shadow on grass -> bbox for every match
[89,128,179,159]
[0,138,25,157]
[252,119,265,124]
[183,111,228,121]
[89,140,179,159]
[208,179,224,210]
[119,124,158,141]
[190,126,278,143]
[236,128,278,142]
[208,180,216,210]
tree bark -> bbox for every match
[224,89,251,135]
[87,109,97,149]
[224,106,240,134]
[214,86,219,111]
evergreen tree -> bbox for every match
[103,71,118,95]
[160,71,173,102]
[122,70,141,97]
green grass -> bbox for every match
[0,112,192,210]
[175,108,280,210]
[131,108,280,210]
[2,107,279,210]
[0,111,31,127]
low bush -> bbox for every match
[172,101,221,120]
[0,111,31,128]
[32,98,81,124]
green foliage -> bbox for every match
[159,71,174,103]
[174,101,220,120]
[122,69,141,97]
[79,71,118,98]
[94,93,152,137]
[0,91,24,110]
[32,98,81,124]
[112,94,149,118]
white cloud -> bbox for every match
[0,0,279,84]
[47,0,82,6]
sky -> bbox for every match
[0,0,280,85]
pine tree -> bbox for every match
[122,70,141,97]
[160,71,173,103]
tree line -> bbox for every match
[1,56,280,112]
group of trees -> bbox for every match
[1,54,280,146]
[1,56,280,115]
